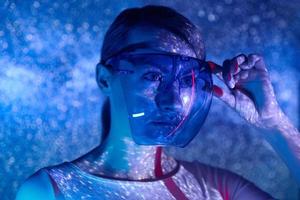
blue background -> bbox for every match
[0,0,299,199]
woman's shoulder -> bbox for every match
[178,159,274,199]
[179,159,254,186]
[179,159,239,178]
[15,163,67,200]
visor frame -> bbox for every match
[99,52,213,148]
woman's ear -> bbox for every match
[96,63,113,95]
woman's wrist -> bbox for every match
[273,112,298,137]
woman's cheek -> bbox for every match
[180,89,193,110]
[141,84,159,101]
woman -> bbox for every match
[16,5,300,200]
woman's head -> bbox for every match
[97,5,212,147]
[101,5,206,62]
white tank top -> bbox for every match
[45,161,273,200]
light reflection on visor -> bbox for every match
[102,53,213,147]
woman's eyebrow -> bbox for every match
[122,57,170,73]
[138,57,170,70]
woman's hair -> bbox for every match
[99,5,205,142]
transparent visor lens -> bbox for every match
[106,54,213,147]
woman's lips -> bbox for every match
[145,112,183,127]
[149,121,177,127]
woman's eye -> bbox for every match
[180,75,193,88]
[117,70,131,75]
[143,72,162,81]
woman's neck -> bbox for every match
[73,136,178,181]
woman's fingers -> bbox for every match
[210,54,280,129]
[208,54,267,108]
[212,84,235,108]
[212,85,223,97]
[207,61,222,74]
[222,59,235,89]
[221,54,267,89]
[207,61,235,107]
[207,61,224,82]
[239,70,249,80]
[223,54,249,89]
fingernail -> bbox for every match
[227,73,231,81]
[229,80,235,89]
[234,61,239,73]
[237,56,245,65]
[213,85,223,97]
[207,61,216,71]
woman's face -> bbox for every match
[106,25,211,147]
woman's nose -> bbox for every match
[155,84,183,112]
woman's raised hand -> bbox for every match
[209,54,286,130]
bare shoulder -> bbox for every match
[179,160,275,199]
[179,159,250,182]
[16,169,56,200]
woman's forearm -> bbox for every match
[264,116,300,185]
